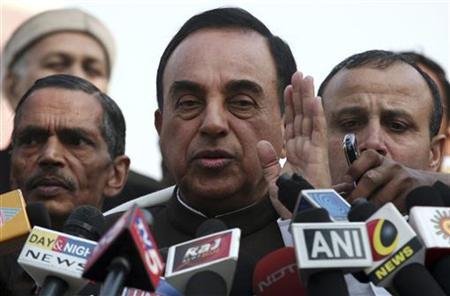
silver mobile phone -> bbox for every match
[343,133,359,166]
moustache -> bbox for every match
[25,169,77,192]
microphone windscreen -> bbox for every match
[348,200,377,222]
[432,181,450,206]
[393,263,446,296]
[26,202,51,228]
[184,270,227,296]
[293,208,331,223]
[253,247,305,296]
[405,186,444,211]
[277,173,314,211]
[431,255,450,295]
[63,205,105,240]
[195,219,227,237]
[307,269,349,296]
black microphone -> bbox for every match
[38,206,105,296]
[63,205,106,240]
[431,256,450,295]
[393,263,446,296]
[277,173,314,212]
[432,181,450,206]
[292,208,350,296]
[185,270,227,296]
[26,202,52,229]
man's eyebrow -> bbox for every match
[381,108,415,122]
[15,126,48,137]
[168,80,205,97]
[330,106,368,121]
[225,79,263,95]
[58,127,94,138]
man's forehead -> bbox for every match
[163,28,274,86]
[19,87,103,123]
[323,64,431,105]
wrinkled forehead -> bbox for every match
[17,87,104,128]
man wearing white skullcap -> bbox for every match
[2,8,116,108]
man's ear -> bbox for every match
[155,109,162,136]
[3,72,21,109]
[429,134,446,171]
[103,155,130,198]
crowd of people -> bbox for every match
[1,6,449,296]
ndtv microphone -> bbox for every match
[252,247,305,296]
[17,206,101,296]
[165,219,240,295]
[83,204,164,294]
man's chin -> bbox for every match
[38,199,74,220]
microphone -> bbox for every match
[165,219,240,295]
[292,189,351,222]
[83,204,164,294]
[122,277,183,296]
[349,199,446,295]
[252,247,305,296]
[406,188,450,295]
[17,205,103,295]
[291,208,358,296]
[276,173,314,212]
[0,190,45,255]
[432,181,450,206]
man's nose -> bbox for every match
[358,122,388,156]
[67,63,88,81]
[199,101,229,137]
[38,137,65,167]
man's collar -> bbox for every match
[167,186,279,237]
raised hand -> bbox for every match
[284,72,331,188]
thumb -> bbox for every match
[257,140,292,219]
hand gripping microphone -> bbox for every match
[252,247,305,296]
[17,205,103,296]
[406,186,450,295]
[83,204,164,295]
[165,219,240,295]
[349,199,446,296]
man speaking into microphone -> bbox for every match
[106,7,334,295]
